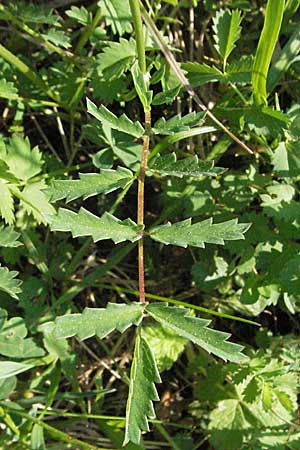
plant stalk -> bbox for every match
[130,0,151,303]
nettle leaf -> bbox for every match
[0,181,14,225]
[87,98,144,138]
[0,266,22,299]
[148,153,225,178]
[0,79,18,100]
[0,225,22,248]
[66,6,92,25]
[101,0,132,36]
[153,111,204,135]
[47,167,134,203]
[146,304,247,363]
[51,208,143,244]
[0,136,43,181]
[149,217,251,248]
[124,334,161,445]
[131,61,152,112]
[95,37,136,80]
[212,9,242,66]
[51,303,145,340]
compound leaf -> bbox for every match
[124,334,161,445]
[0,225,22,248]
[148,153,225,178]
[0,266,22,299]
[51,207,143,243]
[47,167,134,203]
[149,217,251,248]
[213,9,242,67]
[146,304,247,363]
[87,98,144,137]
[51,303,145,340]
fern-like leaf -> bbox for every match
[149,217,250,248]
[149,153,225,178]
[146,304,247,363]
[0,79,18,100]
[124,334,161,445]
[101,0,132,36]
[87,98,144,137]
[51,303,145,340]
[47,167,133,203]
[212,9,242,67]
[51,207,143,243]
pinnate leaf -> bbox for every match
[87,98,144,137]
[0,266,22,299]
[51,303,145,340]
[47,167,133,203]
[124,334,161,445]
[150,217,251,248]
[0,225,21,248]
[213,9,242,66]
[146,304,247,363]
[149,153,225,178]
[51,207,143,243]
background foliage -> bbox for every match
[0,0,300,449]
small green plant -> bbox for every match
[1,0,300,448]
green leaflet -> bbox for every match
[124,334,161,445]
[0,266,22,299]
[65,6,92,25]
[0,181,14,225]
[153,111,204,135]
[87,98,144,137]
[0,225,21,248]
[0,79,18,100]
[148,153,225,178]
[51,207,143,244]
[0,136,43,182]
[95,37,136,80]
[149,217,251,248]
[146,304,247,363]
[51,303,145,340]
[47,167,134,203]
[141,321,187,372]
[101,0,132,36]
[131,60,152,112]
[212,9,242,69]
[252,0,285,105]
[0,361,33,380]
